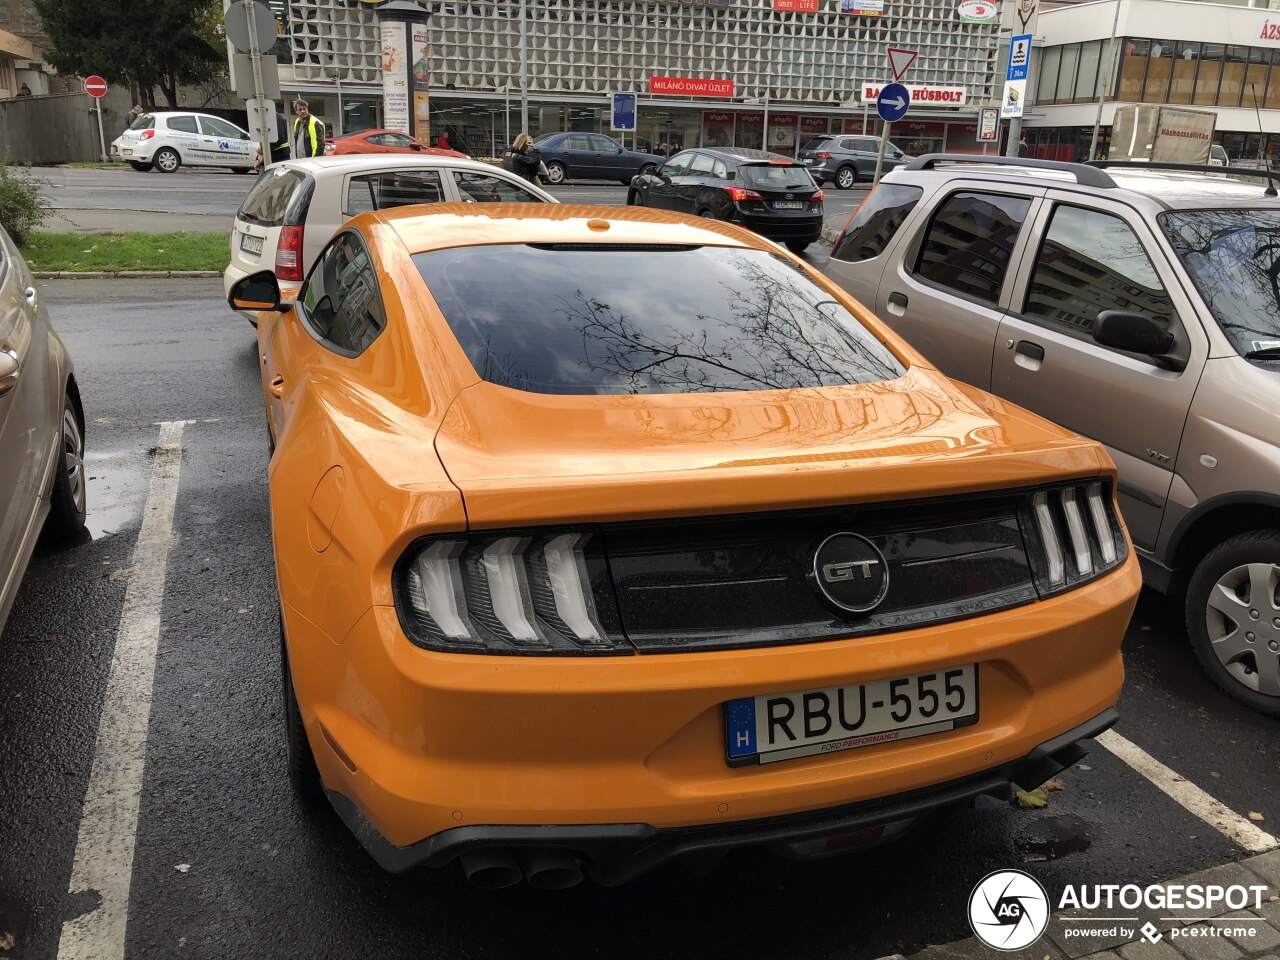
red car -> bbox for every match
[324,129,466,157]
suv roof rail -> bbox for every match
[1086,160,1279,197]
[903,153,1118,188]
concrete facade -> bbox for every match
[0,89,133,163]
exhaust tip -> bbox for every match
[459,849,522,889]
[522,849,585,891]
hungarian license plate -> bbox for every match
[773,200,804,209]
[122,148,133,156]
[803,158,816,164]
[724,665,978,766]
[239,233,264,256]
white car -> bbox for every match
[223,155,558,322]
[111,111,256,174]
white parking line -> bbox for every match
[1097,729,1278,853]
[56,421,189,960]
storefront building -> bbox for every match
[1028,0,1280,163]
[272,0,1005,157]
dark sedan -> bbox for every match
[532,132,664,184]
[627,148,823,253]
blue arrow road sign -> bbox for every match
[876,82,910,123]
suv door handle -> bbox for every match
[1013,340,1045,371]
[888,292,908,307]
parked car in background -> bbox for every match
[0,225,87,638]
[228,202,1137,886]
[628,148,823,253]
[824,154,1280,715]
[797,135,911,189]
[224,155,557,323]
[325,129,467,158]
[111,111,256,173]
[531,132,663,184]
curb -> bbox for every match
[34,270,222,279]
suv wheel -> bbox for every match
[1185,529,1280,716]
[835,166,857,190]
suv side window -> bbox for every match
[1022,204,1175,338]
[831,183,924,263]
[913,191,1033,305]
[299,232,387,355]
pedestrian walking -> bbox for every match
[510,132,544,185]
[1017,134,1029,158]
[292,99,326,159]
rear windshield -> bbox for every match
[129,115,155,131]
[1159,207,1280,359]
[800,138,833,152]
[737,164,816,190]
[238,168,308,226]
[413,244,903,395]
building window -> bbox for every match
[1267,50,1280,109]
[1058,44,1080,105]
[1244,48,1270,110]
[1168,42,1199,104]
[1144,40,1175,103]
[1220,46,1250,108]
[1038,45,1063,104]
[1118,38,1148,102]
[1193,43,1224,106]
[1074,40,1103,102]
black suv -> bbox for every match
[627,147,823,253]
[797,135,910,189]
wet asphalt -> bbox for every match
[0,270,1276,960]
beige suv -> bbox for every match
[825,155,1280,716]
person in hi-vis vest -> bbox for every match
[292,99,325,159]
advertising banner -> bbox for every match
[380,20,409,134]
[767,113,798,152]
[650,76,735,97]
[702,111,735,146]
[978,106,999,141]
[411,21,429,142]
[861,84,967,105]
[1001,33,1032,118]
[611,92,637,131]
[800,115,829,134]
[839,0,885,15]
[774,0,819,10]
[957,0,997,22]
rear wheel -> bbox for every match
[153,147,181,173]
[234,166,254,175]
[127,160,152,172]
[835,166,857,190]
[544,161,567,185]
[639,163,656,177]
[281,613,323,800]
[44,391,87,543]
[786,241,811,254]
[1185,529,1280,717]
[627,190,644,206]
[697,209,718,219]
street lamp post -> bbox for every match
[1089,0,1123,160]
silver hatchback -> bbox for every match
[824,156,1280,716]
[0,226,87,637]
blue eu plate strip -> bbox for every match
[725,697,757,759]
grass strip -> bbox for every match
[19,231,228,272]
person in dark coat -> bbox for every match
[510,132,542,185]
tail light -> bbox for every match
[395,531,629,655]
[811,190,825,202]
[725,186,764,202]
[1021,481,1126,595]
[817,151,832,160]
[275,225,304,281]
[139,130,155,141]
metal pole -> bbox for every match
[1088,0,1122,160]
[244,0,273,170]
[336,74,344,137]
[94,97,107,161]
[505,88,510,146]
[873,120,891,184]
[519,0,528,134]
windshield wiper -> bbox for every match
[1244,347,1280,360]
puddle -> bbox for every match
[1016,814,1095,862]
[82,448,150,541]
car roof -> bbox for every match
[275,155,509,177]
[370,203,761,256]
[886,156,1280,208]
[692,147,802,164]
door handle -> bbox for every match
[0,346,19,398]
[24,286,37,307]
[888,291,908,307]
[269,374,285,399]
[1013,339,1045,371]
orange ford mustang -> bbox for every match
[229,204,1140,890]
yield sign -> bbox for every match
[887,47,918,81]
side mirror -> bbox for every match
[411,142,424,151]
[228,270,291,313]
[1093,310,1178,364]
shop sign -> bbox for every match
[957,0,997,22]
[861,84,967,105]
[1261,17,1280,42]
[650,76,735,97]
[800,115,829,133]
[774,0,819,10]
[843,117,873,134]
[839,0,885,15]
[978,106,999,141]
[738,111,764,123]
[898,120,945,133]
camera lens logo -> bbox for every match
[968,870,1050,951]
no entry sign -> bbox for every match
[84,75,108,98]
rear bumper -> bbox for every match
[733,210,824,241]
[325,707,1118,883]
